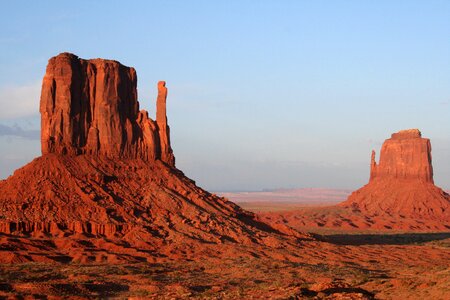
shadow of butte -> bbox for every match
[321,232,450,245]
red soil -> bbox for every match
[259,205,450,232]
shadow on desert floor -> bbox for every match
[321,232,450,245]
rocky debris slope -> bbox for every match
[0,53,309,263]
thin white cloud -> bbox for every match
[0,81,41,119]
[0,124,40,140]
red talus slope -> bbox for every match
[0,154,307,263]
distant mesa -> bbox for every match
[342,129,449,220]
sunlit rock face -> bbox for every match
[40,52,174,166]
[369,129,433,183]
[0,53,306,264]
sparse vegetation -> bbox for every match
[1,246,448,299]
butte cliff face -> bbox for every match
[0,53,307,263]
[40,53,174,165]
[342,129,449,220]
[369,129,433,183]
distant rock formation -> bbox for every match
[369,129,433,183]
[40,53,174,166]
[342,129,449,220]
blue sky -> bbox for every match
[0,1,449,191]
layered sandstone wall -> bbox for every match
[369,129,433,183]
[40,52,174,166]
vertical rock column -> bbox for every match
[369,150,377,181]
[156,81,175,167]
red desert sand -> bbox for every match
[0,53,449,299]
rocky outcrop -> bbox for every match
[370,129,433,183]
[40,52,174,166]
[0,221,131,237]
[0,53,307,263]
[342,129,449,220]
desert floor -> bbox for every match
[1,201,449,299]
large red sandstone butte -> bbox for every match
[342,129,449,220]
[40,53,174,165]
[0,53,307,263]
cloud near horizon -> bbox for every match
[0,124,40,140]
[0,81,41,119]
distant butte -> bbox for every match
[257,129,449,231]
[342,129,449,220]
[369,129,433,182]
